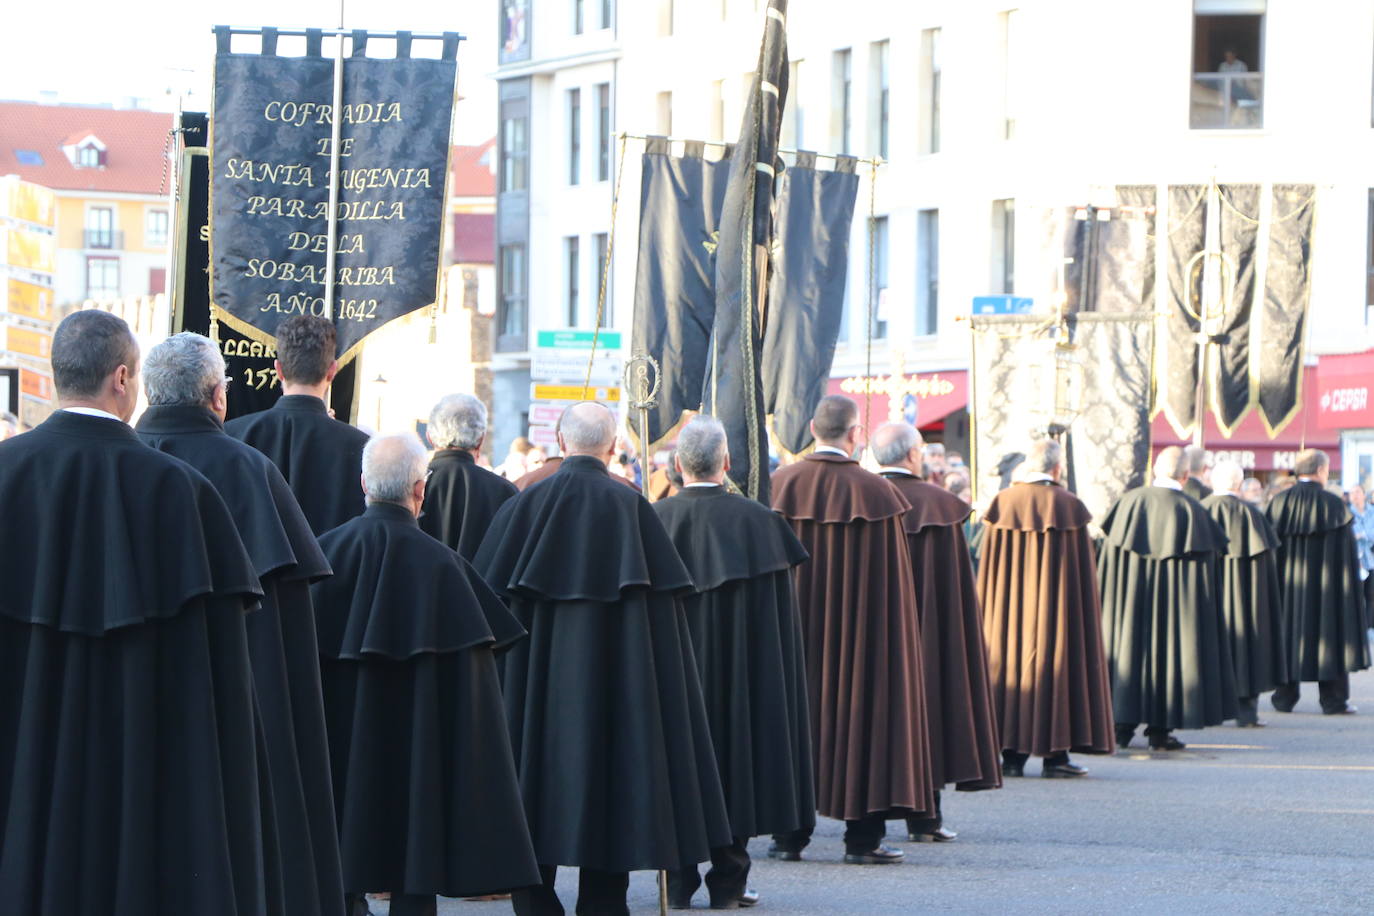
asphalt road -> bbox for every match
[385,665,1374,915]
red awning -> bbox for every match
[1151,366,1339,472]
[1315,350,1374,430]
[826,369,968,431]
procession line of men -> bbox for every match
[2,311,1368,916]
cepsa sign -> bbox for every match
[1316,351,1374,430]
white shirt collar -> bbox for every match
[814,445,850,457]
[878,466,916,477]
[1020,472,1054,484]
[1297,476,1316,483]
[1152,476,1183,491]
[62,406,126,424]
[683,481,721,488]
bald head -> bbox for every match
[871,422,922,469]
[811,395,860,448]
[361,434,429,515]
[558,402,618,459]
[1155,446,1188,482]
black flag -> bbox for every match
[762,152,859,455]
[702,0,788,502]
[1257,184,1315,434]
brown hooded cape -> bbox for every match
[772,453,936,821]
[977,481,1115,757]
[881,472,1002,791]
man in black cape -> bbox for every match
[313,434,540,915]
[1183,445,1213,502]
[1266,449,1370,715]
[420,392,516,560]
[0,310,270,913]
[136,332,344,915]
[226,314,370,535]
[474,402,731,916]
[1099,445,1236,750]
[653,417,812,910]
[871,421,1003,836]
[1201,460,1288,727]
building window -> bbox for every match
[1002,9,1020,139]
[565,236,581,326]
[76,144,101,168]
[991,199,1015,294]
[86,256,119,299]
[921,29,942,154]
[602,0,613,29]
[574,0,585,33]
[498,244,528,348]
[918,209,940,335]
[500,98,530,192]
[597,83,612,180]
[783,58,803,149]
[1190,1,1264,129]
[145,209,169,247]
[659,0,674,37]
[594,232,611,326]
[85,207,115,249]
[833,49,852,155]
[711,80,726,140]
[568,88,582,185]
[656,91,673,135]
[871,216,889,340]
[870,41,890,159]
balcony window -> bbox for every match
[921,29,942,154]
[498,243,528,350]
[594,232,611,326]
[146,209,169,247]
[565,236,581,326]
[871,216,888,339]
[500,98,530,192]
[1190,2,1264,129]
[568,88,582,185]
[833,49,852,155]
[86,256,119,299]
[917,209,940,335]
[85,207,115,249]
[870,41,890,159]
[992,199,1015,294]
[597,83,612,180]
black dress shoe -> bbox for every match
[843,844,904,865]
[907,826,957,842]
[709,889,760,909]
[1042,761,1089,778]
[1148,734,1186,751]
[1323,703,1358,715]
[1236,719,1267,728]
[1002,760,1024,777]
[766,843,801,861]
[1115,726,1135,748]
[669,898,694,911]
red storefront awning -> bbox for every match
[1151,366,1338,472]
[1315,350,1374,431]
[826,369,968,430]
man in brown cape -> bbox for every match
[769,395,935,865]
[978,439,1115,777]
[871,422,1001,838]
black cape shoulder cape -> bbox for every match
[1202,494,1288,697]
[1264,482,1371,680]
[420,449,518,561]
[225,394,370,535]
[474,456,732,871]
[1098,486,1236,729]
[313,503,539,896]
[0,411,271,914]
[137,405,343,915]
[653,486,815,838]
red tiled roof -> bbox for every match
[451,212,494,264]
[450,138,495,197]
[0,102,171,195]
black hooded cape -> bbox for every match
[225,394,370,535]
[1201,493,1289,697]
[420,449,518,561]
[0,411,269,914]
[137,405,344,916]
[1265,481,1371,681]
[652,485,816,839]
[474,455,732,872]
[312,502,538,897]
[1098,485,1237,729]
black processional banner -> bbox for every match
[970,313,1153,523]
[1213,183,1261,434]
[762,151,859,455]
[174,111,358,421]
[1258,184,1315,434]
[210,27,458,363]
[1160,184,1208,436]
[630,139,732,451]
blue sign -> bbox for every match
[972,295,1034,315]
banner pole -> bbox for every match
[323,24,346,321]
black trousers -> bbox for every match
[667,837,751,907]
[1272,675,1350,714]
[510,865,629,916]
[1236,695,1260,725]
[904,790,943,835]
[1002,749,1070,768]
[1363,576,1374,629]
[773,812,886,855]
[346,892,436,916]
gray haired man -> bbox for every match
[420,393,517,560]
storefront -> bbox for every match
[1151,366,1339,480]
[1315,350,1374,488]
